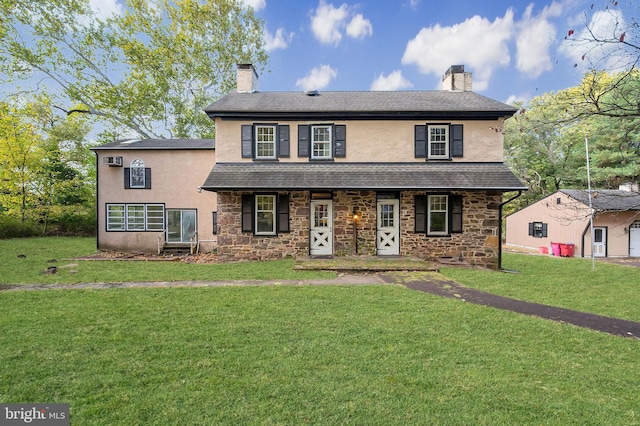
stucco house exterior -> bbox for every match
[200,64,526,268]
[505,188,640,258]
[91,139,217,254]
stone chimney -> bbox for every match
[236,64,259,93]
[442,65,472,91]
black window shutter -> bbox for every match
[334,125,346,158]
[124,168,131,189]
[278,125,290,158]
[242,195,254,233]
[298,125,310,157]
[415,195,427,233]
[542,223,548,238]
[528,222,534,236]
[212,212,218,235]
[277,194,290,233]
[450,124,463,158]
[450,195,463,233]
[144,168,151,189]
[241,124,253,158]
[415,125,427,158]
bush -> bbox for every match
[0,215,40,238]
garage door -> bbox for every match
[630,221,640,257]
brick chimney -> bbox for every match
[236,64,259,93]
[442,65,472,91]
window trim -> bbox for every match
[106,203,165,232]
[255,194,277,236]
[130,159,146,188]
[528,221,548,238]
[311,124,333,160]
[254,124,277,160]
[428,125,449,160]
[428,194,449,236]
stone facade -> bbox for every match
[216,190,502,268]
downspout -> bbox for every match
[498,191,523,270]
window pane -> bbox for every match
[380,204,394,227]
[127,205,145,230]
[429,126,449,158]
[130,159,145,188]
[107,205,125,231]
[428,195,448,234]
[256,195,276,234]
[146,205,165,230]
[312,126,331,159]
[256,126,275,158]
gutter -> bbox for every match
[498,191,523,270]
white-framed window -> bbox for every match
[428,195,448,235]
[428,125,449,159]
[255,194,276,235]
[255,125,276,159]
[107,204,125,231]
[130,159,145,188]
[107,203,165,232]
[312,125,332,159]
[146,205,165,231]
[126,204,145,230]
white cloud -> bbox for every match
[88,0,123,20]
[296,65,338,91]
[401,10,515,91]
[346,14,373,39]
[504,93,530,107]
[265,27,292,51]
[310,1,373,46]
[515,2,562,78]
[243,0,266,12]
[370,70,413,91]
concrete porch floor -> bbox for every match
[293,255,469,272]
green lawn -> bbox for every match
[0,237,334,284]
[442,253,640,322]
[1,238,639,424]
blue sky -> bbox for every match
[85,0,634,105]
[239,0,634,105]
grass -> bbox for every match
[0,237,335,284]
[441,253,640,322]
[1,238,640,424]
[1,285,639,425]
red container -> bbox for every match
[551,242,561,256]
[560,243,575,257]
[539,246,548,255]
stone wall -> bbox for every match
[216,190,502,268]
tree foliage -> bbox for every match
[0,0,268,140]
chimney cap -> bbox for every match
[443,65,465,80]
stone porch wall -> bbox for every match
[216,190,502,268]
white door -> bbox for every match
[377,200,400,255]
[630,222,640,257]
[593,227,607,257]
[310,200,333,256]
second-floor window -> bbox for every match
[312,125,332,159]
[241,124,290,160]
[429,125,449,159]
[256,125,276,159]
[130,159,145,188]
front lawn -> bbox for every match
[442,253,640,322]
[0,237,334,284]
[1,285,638,425]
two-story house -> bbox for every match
[202,64,526,268]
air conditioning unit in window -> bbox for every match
[103,156,123,167]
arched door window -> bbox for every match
[130,159,145,188]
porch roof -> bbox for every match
[201,162,527,192]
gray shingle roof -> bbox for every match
[202,162,527,191]
[204,91,516,120]
[562,189,640,211]
[91,138,215,150]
